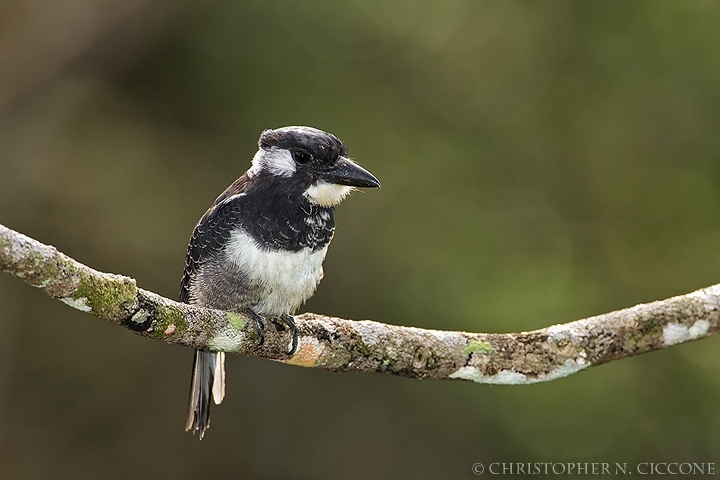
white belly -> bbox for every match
[225,229,328,315]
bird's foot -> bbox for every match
[270,314,299,355]
[242,308,265,347]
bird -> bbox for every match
[180,126,380,439]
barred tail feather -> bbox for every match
[213,352,226,404]
[186,349,225,440]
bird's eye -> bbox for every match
[292,150,312,165]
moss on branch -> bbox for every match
[1,223,719,385]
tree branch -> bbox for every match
[1,223,719,385]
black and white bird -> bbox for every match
[180,126,380,439]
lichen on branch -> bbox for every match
[1,223,719,385]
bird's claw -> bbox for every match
[242,308,265,347]
[271,314,299,355]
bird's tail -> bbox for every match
[186,349,226,440]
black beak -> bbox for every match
[321,157,381,188]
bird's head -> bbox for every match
[247,126,380,207]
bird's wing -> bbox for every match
[180,176,249,304]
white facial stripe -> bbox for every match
[304,181,354,207]
[247,147,296,178]
[225,229,328,315]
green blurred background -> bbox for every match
[1,1,720,478]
